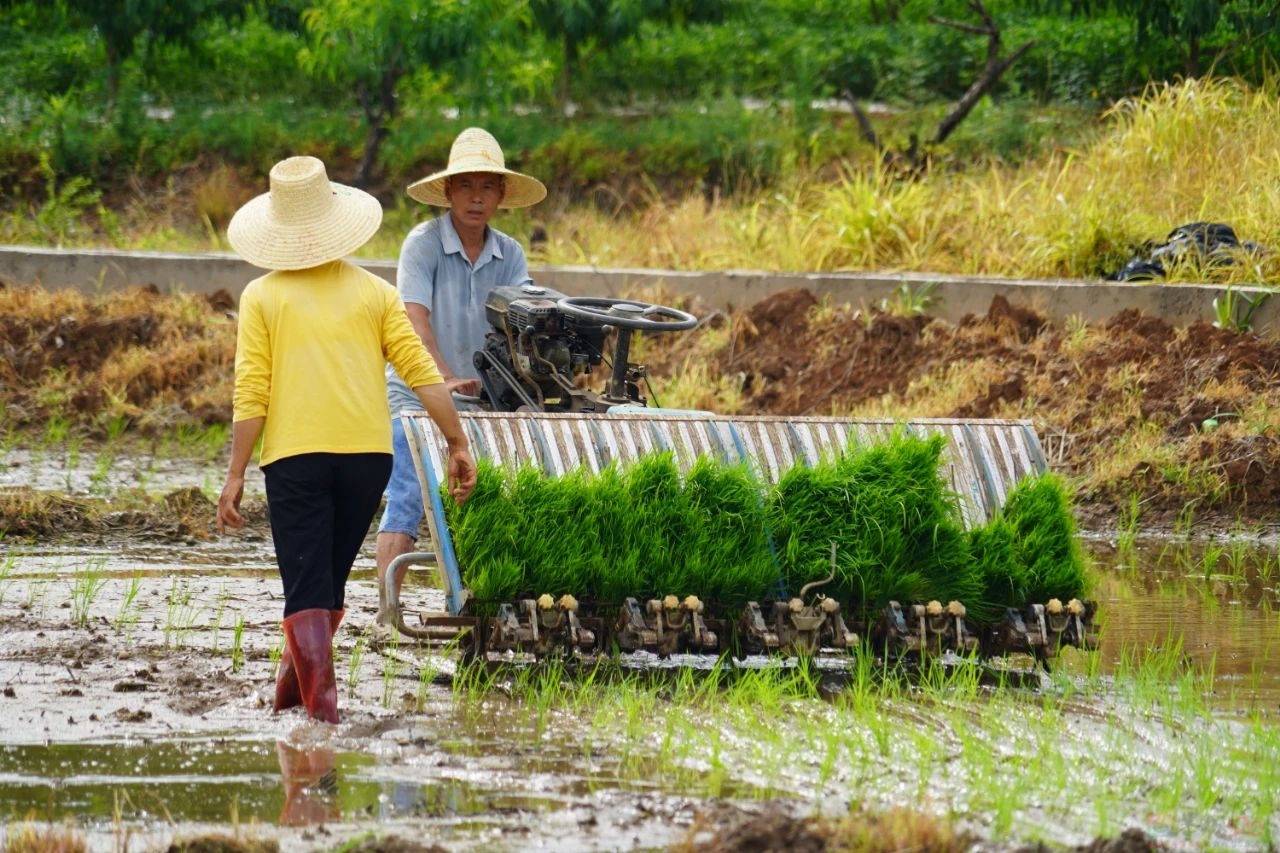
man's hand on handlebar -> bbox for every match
[445,376,481,396]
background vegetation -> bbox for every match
[3,0,1280,282]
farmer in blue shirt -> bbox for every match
[375,127,547,631]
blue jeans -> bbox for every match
[376,417,424,540]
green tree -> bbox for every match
[1041,0,1280,77]
[57,0,248,107]
[526,0,725,108]
[299,0,490,187]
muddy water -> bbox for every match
[2,450,1279,851]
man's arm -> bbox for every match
[410,383,477,504]
[405,302,481,397]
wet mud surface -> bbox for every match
[1,491,1276,851]
[4,285,1280,850]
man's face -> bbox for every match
[446,172,506,229]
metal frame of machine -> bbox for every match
[383,410,1096,666]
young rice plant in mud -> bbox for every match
[112,573,142,635]
[164,576,201,647]
[69,557,107,627]
[381,633,402,708]
[230,615,245,673]
[0,551,16,606]
[346,634,367,695]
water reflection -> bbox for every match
[1082,536,1280,714]
[276,741,338,826]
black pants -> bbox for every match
[263,452,393,617]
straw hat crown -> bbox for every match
[407,127,547,209]
[228,155,383,271]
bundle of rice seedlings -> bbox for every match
[444,433,1085,623]
[614,452,697,601]
[447,460,524,606]
[579,462,642,605]
[1000,472,1090,603]
[510,464,598,597]
[965,515,1027,622]
[680,455,780,607]
[770,431,983,612]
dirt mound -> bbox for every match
[5,283,1280,533]
[0,488,268,543]
[643,287,1280,529]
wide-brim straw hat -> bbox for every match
[407,127,547,209]
[228,156,383,271]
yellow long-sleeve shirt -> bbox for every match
[232,260,443,467]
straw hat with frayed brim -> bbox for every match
[407,128,547,209]
[228,156,383,271]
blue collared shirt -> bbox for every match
[386,213,532,415]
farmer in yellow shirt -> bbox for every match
[216,155,476,724]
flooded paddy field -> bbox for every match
[2,447,1279,852]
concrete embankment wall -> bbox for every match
[2,244,1276,332]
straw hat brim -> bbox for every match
[228,183,383,271]
[406,166,547,209]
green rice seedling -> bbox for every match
[1199,540,1225,581]
[64,433,83,470]
[0,551,16,606]
[999,471,1090,604]
[25,578,50,617]
[966,516,1027,615]
[770,430,980,614]
[447,460,525,608]
[1174,501,1198,541]
[43,414,71,447]
[269,634,284,670]
[209,586,229,653]
[164,576,201,647]
[104,413,128,443]
[578,462,637,604]
[414,646,446,709]
[1116,492,1141,559]
[69,558,107,628]
[1257,550,1278,584]
[1223,522,1253,577]
[613,451,692,602]
[113,572,144,633]
[174,422,231,461]
[344,635,365,694]
[88,447,115,494]
[381,634,401,707]
[230,616,245,672]
[521,465,603,599]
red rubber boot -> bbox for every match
[282,608,339,724]
[274,610,343,713]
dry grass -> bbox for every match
[0,285,235,434]
[2,821,88,853]
[540,78,1280,281]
